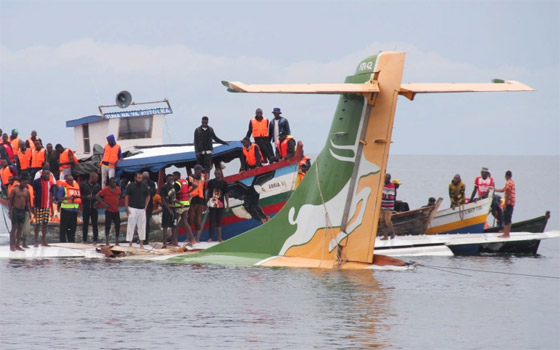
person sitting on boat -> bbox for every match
[194,116,229,173]
[276,132,296,161]
[470,167,503,229]
[494,170,516,238]
[240,137,263,171]
[449,174,466,208]
[422,197,436,207]
[100,135,122,189]
[379,173,396,240]
[392,178,409,212]
[246,108,275,164]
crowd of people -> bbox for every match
[379,167,516,240]
[3,107,312,251]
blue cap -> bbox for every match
[194,164,204,172]
[272,107,281,114]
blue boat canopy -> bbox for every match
[116,141,243,174]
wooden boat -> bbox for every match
[485,211,550,233]
[426,196,492,234]
[388,198,442,235]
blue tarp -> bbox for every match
[116,141,243,174]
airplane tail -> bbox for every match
[184,51,532,269]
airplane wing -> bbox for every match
[399,80,534,100]
[222,81,379,95]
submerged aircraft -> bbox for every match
[168,51,533,269]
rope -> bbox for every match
[420,264,560,280]
[313,158,339,266]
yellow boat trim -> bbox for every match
[425,214,487,235]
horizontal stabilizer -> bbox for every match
[221,81,379,94]
[399,81,534,100]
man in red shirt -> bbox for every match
[96,177,122,245]
[495,170,516,238]
[380,173,396,240]
[470,167,503,230]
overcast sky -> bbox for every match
[1,0,558,156]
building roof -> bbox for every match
[66,115,104,127]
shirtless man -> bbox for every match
[9,176,32,251]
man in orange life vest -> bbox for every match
[100,135,122,188]
[30,140,46,180]
[240,137,263,171]
[56,174,81,242]
[16,141,32,177]
[276,132,296,161]
[1,159,16,197]
[172,171,198,245]
[246,108,274,163]
[56,144,78,180]
[26,130,42,151]
[9,129,21,154]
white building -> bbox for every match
[66,100,172,158]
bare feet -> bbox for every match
[380,237,389,241]
[34,243,39,247]
[41,242,49,247]
[498,234,510,238]
[208,239,213,243]
[218,239,223,243]
[129,242,133,247]
[10,246,16,252]
[139,244,144,250]
[15,246,24,251]
[22,244,30,249]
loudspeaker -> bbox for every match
[115,91,132,108]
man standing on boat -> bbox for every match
[206,168,229,242]
[190,165,207,243]
[56,174,81,243]
[30,141,46,180]
[246,108,274,163]
[380,173,396,240]
[240,137,263,171]
[449,174,466,208]
[172,171,197,245]
[494,170,516,238]
[96,177,122,246]
[46,143,60,181]
[269,108,291,159]
[142,171,157,245]
[16,141,32,177]
[470,167,503,229]
[33,169,54,247]
[80,172,100,244]
[1,133,16,165]
[8,175,32,251]
[26,130,42,151]
[56,144,78,180]
[194,116,229,173]
[124,172,150,249]
[160,173,179,247]
[276,132,296,161]
[100,135,122,188]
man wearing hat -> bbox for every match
[268,107,291,158]
[391,178,409,212]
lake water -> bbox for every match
[1,155,559,349]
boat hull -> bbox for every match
[426,197,492,235]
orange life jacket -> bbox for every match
[27,137,41,151]
[190,175,205,199]
[60,181,81,209]
[17,149,32,170]
[1,166,15,186]
[175,178,191,206]
[10,137,21,152]
[101,144,120,168]
[242,143,263,167]
[59,148,78,171]
[31,148,46,168]
[251,117,269,137]
[276,135,295,158]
